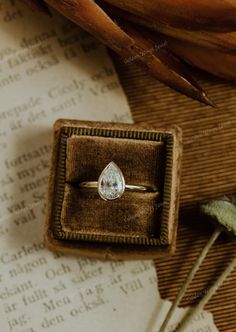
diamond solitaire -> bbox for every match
[78,161,158,201]
[98,162,125,201]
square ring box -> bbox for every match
[45,119,182,260]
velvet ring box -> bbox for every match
[45,119,182,260]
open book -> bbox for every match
[0,1,218,331]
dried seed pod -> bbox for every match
[21,0,51,15]
[118,23,213,106]
[167,38,236,81]
[40,0,213,105]
[22,0,236,105]
[103,0,236,32]
[101,3,236,54]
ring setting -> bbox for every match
[79,161,158,201]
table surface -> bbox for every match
[114,54,236,332]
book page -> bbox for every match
[0,1,218,331]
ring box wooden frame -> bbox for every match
[45,119,182,260]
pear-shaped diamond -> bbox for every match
[98,162,125,201]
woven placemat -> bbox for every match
[113,54,236,332]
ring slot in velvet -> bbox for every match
[62,136,165,239]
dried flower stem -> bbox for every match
[159,228,221,332]
[175,257,236,332]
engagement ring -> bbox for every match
[79,161,158,201]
